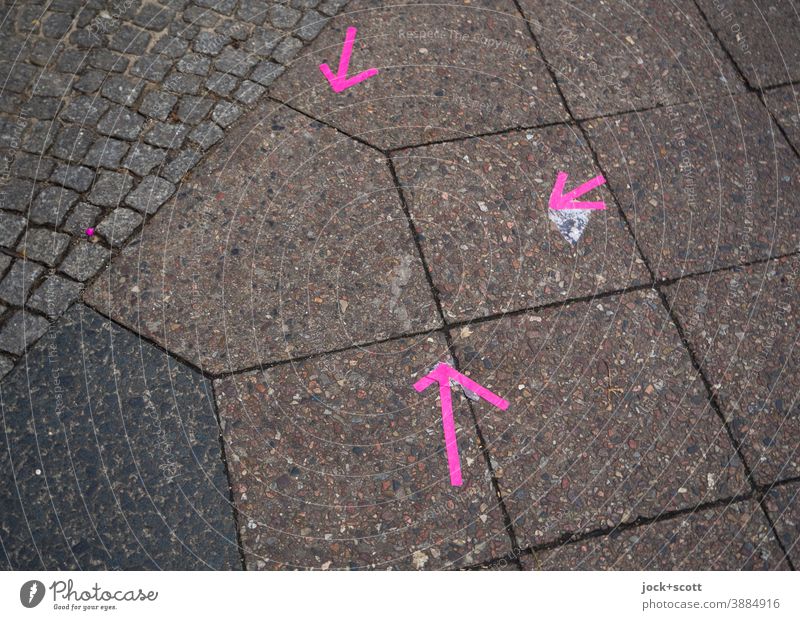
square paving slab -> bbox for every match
[522,501,787,569]
[764,85,800,153]
[392,126,649,322]
[518,0,744,119]
[450,289,749,549]
[664,256,800,484]
[270,0,567,150]
[696,0,800,88]
[584,93,800,280]
[214,334,511,569]
[0,304,240,570]
[765,483,800,567]
[85,101,440,374]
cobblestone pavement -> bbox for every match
[1,0,799,570]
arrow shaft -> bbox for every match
[336,27,357,77]
[438,380,462,486]
[562,174,606,201]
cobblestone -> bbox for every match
[63,202,102,236]
[17,228,71,267]
[87,171,134,207]
[50,163,95,192]
[27,274,83,319]
[96,207,143,246]
[0,311,50,356]
[0,260,44,306]
[124,175,176,214]
[59,241,111,281]
[0,212,27,248]
[84,137,130,169]
[29,186,79,226]
[122,142,167,176]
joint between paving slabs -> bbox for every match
[207,379,248,571]
[656,289,797,570]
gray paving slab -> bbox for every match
[214,333,510,569]
[270,0,568,150]
[85,100,440,374]
[522,500,787,570]
[764,85,800,153]
[765,482,800,567]
[450,289,749,549]
[518,0,744,119]
[664,256,800,484]
[584,93,800,280]
[392,125,650,322]
[0,304,240,570]
[696,0,800,89]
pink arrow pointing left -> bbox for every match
[319,27,378,93]
[548,171,607,211]
[414,363,509,486]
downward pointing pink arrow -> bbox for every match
[414,363,509,486]
[549,171,607,211]
[319,27,378,93]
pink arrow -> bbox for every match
[414,363,509,486]
[548,171,607,211]
[319,27,378,93]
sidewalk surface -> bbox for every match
[1,0,799,570]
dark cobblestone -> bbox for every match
[145,121,190,148]
[250,60,283,86]
[101,75,145,106]
[131,54,174,81]
[122,142,167,176]
[96,207,143,246]
[27,274,83,319]
[193,31,231,55]
[0,211,26,247]
[29,186,79,226]
[0,311,50,356]
[50,163,95,192]
[61,96,109,124]
[233,79,264,104]
[17,228,71,267]
[63,202,101,236]
[211,100,242,127]
[84,137,130,169]
[188,120,224,149]
[177,52,212,76]
[59,240,110,281]
[51,125,93,161]
[87,171,134,207]
[140,90,178,120]
[271,36,302,64]
[0,260,44,306]
[162,148,202,182]
[213,47,258,77]
[124,175,176,214]
[97,105,145,140]
[269,4,301,29]
[176,95,214,125]
[206,70,239,95]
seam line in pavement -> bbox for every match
[208,379,248,571]
[387,151,524,567]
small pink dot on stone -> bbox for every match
[85,228,94,236]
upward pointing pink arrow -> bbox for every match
[414,363,509,486]
[319,27,378,93]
